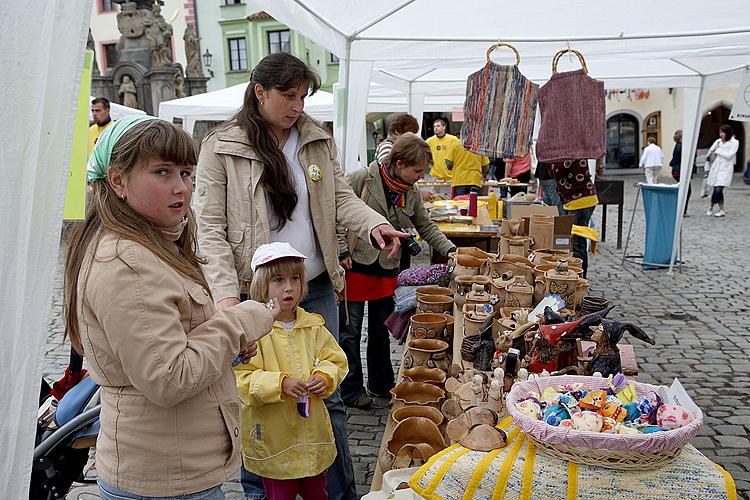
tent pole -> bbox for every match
[288,0,348,38]
[339,38,353,171]
[351,0,418,38]
[668,78,706,273]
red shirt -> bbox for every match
[345,271,397,302]
[504,152,532,178]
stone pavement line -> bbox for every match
[50,174,749,499]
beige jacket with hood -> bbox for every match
[195,115,388,299]
[78,230,274,496]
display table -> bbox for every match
[367,418,737,499]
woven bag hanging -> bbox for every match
[536,49,606,162]
[461,43,539,159]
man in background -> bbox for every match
[446,142,490,197]
[670,129,691,215]
[426,117,461,180]
[639,136,664,184]
[88,97,113,156]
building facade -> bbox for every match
[194,1,339,92]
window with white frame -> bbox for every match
[227,37,247,71]
[267,30,291,54]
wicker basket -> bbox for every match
[507,375,703,470]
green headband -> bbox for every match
[87,115,161,182]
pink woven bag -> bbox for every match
[536,50,606,162]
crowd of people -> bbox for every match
[67,51,743,500]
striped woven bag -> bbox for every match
[461,43,539,159]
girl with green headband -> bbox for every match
[65,116,279,499]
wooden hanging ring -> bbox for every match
[552,49,588,74]
[486,43,521,65]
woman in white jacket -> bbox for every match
[705,124,739,217]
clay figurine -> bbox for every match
[517,368,529,381]
[587,320,655,377]
[471,374,484,406]
[488,379,503,412]
[472,323,496,372]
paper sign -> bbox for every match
[63,50,93,220]
[666,378,700,415]
[729,69,750,122]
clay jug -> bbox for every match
[500,235,531,257]
[544,259,579,309]
[453,275,475,308]
[410,313,448,340]
[504,275,533,308]
[489,254,534,286]
[404,339,450,370]
[417,294,453,314]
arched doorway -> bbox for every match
[698,105,745,172]
[606,113,639,168]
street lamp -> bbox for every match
[202,49,214,78]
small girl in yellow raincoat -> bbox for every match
[236,242,348,499]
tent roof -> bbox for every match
[253,0,750,89]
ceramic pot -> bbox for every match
[471,274,492,291]
[417,294,453,314]
[534,263,583,281]
[500,235,531,258]
[453,275,475,308]
[402,367,447,386]
[489,255,534,286]
[441,313,455,344]
[385,416,447,470]
[404,339,450,370]
[390,382,445,407]
[543,259,579,310]
[490,272,514,308]
[456,247,492,260]
[541,255,583,268]
[415,286,454,298]
[452,254,486,278]
[392,405,445,426]
[532,248,572,265]
[410,313,448,340]
[463,306,493,337]
[504,275,533,308]
[466,283,492,309]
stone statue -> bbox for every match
[117,1,146,39]
[144,1,172,68]
[174,72,185,98]
[87,29,100,76]
[183,24,202,77]
[118,75,138,108]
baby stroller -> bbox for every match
[30,350,100,500]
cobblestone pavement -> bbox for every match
[44,172,749,499]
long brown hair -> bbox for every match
[224,52,321,230]
[64,120,209,353]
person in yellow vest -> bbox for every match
[446,141,490,197]
[88,98,113,156]
[426,117,461,180]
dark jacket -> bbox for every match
[670,142,682,177]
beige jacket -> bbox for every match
[78,231,273,496]
[342,162,455,269]
[195,115,388,299]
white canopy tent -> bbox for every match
[89,95,146,121]
[158,82,463,134]
[253,0,750,271]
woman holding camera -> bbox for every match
[338,133,456,409]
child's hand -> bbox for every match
[306,375,328,396]
[238,341,257,364]
[282,377,307,398]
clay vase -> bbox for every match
[385,416,447,470]
[404,339,450,370]
[390,382,445,408]
[402,367,447,386]
[441,314,455,344]
[410,313,448,340]
[417,294,453,314]
[504,275,533,308]
[463,305,493,338]
[453,275,475,308]
[466,283,492,309]
[500,235,531,258]
[574,278,589,310]
[544,259,579,310]
[392,405,445,426]
[415,286,454,299]
[489,255,534,286]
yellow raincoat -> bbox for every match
[235,307,348,480]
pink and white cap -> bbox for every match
[251,242,307,272]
